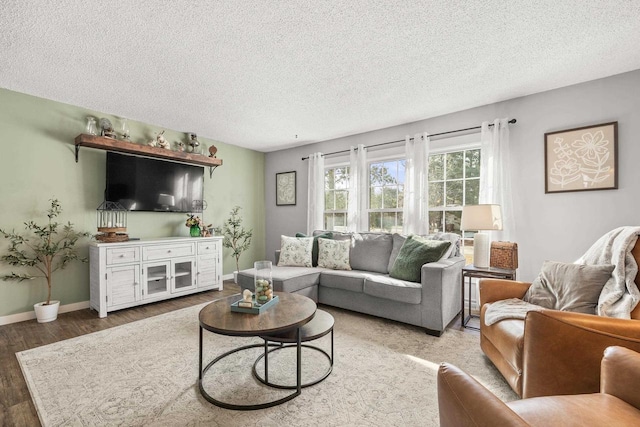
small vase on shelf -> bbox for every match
[190,225,201,237]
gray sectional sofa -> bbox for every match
[238,231,465,336]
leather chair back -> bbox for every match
[631,239,640,319]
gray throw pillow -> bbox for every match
[350,232,393,273]
[523,261,614,314]
[389,236,451,283]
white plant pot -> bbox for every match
[34,300,60,323]
[233,271,238,284]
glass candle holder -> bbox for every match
[254,261,273,306]
[86,116,97,135]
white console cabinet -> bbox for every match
[90,237,223,317]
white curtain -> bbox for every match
[480,118,514,242]
[347,144,368,232]
[402,132,430,235]
[307,152,325,234]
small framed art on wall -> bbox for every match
[544,121,618,193]
[276,171,296,205]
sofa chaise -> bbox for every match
[238,231,465,336]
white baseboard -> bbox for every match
[0,301,90,326]
[222,273,234,281]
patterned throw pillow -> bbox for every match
[277,235,313,267]
[317,238,352,270]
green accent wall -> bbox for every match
[0,88,265,317]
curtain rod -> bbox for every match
[301,118,517,161]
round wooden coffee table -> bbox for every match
[198,292,317,410]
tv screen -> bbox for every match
[105,152,204,213]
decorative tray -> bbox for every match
[230,295,279,314]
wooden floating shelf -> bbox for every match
[74,134,223,168]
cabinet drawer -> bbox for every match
[143,243,195,261]
[106,246,140,265]
[198,241,219,255]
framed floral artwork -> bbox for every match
[544,122,618,193]
[276,171,296,205]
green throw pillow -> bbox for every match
[296,232,333,267]
[389,236,451,283]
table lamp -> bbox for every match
[461,204,503,268]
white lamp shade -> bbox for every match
[461,204,503,231]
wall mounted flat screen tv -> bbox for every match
[105,152,204,213]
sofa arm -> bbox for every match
[522,310,640,398]
[437,363,529,427]
[274,249,281,265]
[419,257,464,332]
[479,279,531,306]
[601,346,640,409]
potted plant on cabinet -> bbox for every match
[214,206,253,283]
[0,199,90,323]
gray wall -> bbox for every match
[265,69,640,282]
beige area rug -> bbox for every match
[17,303,517,426]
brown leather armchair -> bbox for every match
[438,346,640,427]
[479,240,640,398]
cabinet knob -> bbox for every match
[119,254,124,258]
[168,250,172,253]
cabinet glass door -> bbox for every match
[173,258,196,292]
[143,262,170,298]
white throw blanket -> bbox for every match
[484,298,543,326]
[576,226,640,318]
[484,226,640,325]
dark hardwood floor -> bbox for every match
[0,281,241,427]
[0,281,474,426]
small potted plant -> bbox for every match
[0,199,90,323]
[214,206,253,283]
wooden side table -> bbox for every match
[461,265,516,330]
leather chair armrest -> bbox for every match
[437,363,529,427]
[601,346,640,409]
[479,279,531,306]
[522,310,640,398]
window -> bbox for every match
[368,160,405,233]
[324,166,349,231]
[427,148,480,235]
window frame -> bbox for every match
[323,162,350,232]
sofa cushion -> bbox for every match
[389,236,451,283]
[363,275,422,304]
[238,266,321,293]
[523,261,614,314]
[317,238,352,270]
[296,231,333,267]
[350,232,394,273]
[278,235,313,267]
[388,233,407,272]
[319,269,370,293]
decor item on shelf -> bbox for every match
[208,145,218,158]
[175,141,185,152]
[187,132,200,154]
[85,116,97,135]
[461,204,503,268]
[99,118,117,139]
[545,121,618,193]
[0,199,90,323]
[95,201,128,242]
[118,117,130,141]
[214,206,253,283]
[254,261,273,305]
[156,130,170,149]
[186,213,204,237]
[276,171,296,206]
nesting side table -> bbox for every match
[461,265,516,330]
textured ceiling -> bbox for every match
[1,1,640,152]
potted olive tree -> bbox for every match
[214,206,253,283]
[0,199,90,323]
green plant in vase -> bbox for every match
[214,206,253,282]
[0,199,90,323]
